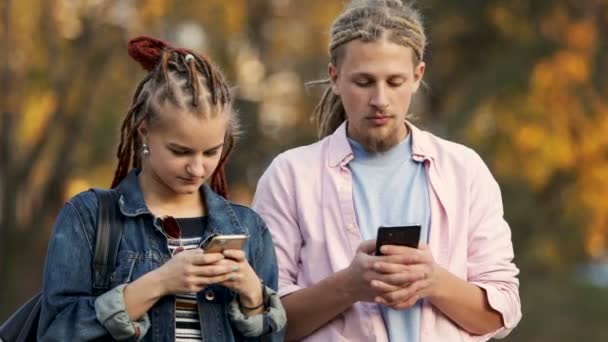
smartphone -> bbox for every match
[202,234,249,253]
[375,225,421,255]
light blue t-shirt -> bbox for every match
[347,133,431,342]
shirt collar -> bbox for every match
[407,121,437,162]
[327,120,436,167]
[327,122,353,167]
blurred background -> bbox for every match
[1,0,607,340]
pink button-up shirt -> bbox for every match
[252,122,521,341]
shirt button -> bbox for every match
[204,289,215,301]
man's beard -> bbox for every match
[360,118,404,153]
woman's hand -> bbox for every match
[154,248,235,295]
[217,249,264,315]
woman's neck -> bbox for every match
[138,170,206,218]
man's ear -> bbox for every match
[328,63,340,95]
[412,61,426,93]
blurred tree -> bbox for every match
[0,0,136,317]
[421,0,608,271]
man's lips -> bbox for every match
[366,115,392,125]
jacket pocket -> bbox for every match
[109,251,139,286]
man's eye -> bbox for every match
[355,80,372,87]
[387,78,406,87]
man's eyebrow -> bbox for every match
[350,72,375,77]
[349,72,407,78]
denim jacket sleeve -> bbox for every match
[227,212,286,340]
[228,285,285,337]
[38,192,150,341]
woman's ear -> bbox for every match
[137,121,149,141]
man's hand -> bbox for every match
[343,239,391,303]
[369,244,440,309]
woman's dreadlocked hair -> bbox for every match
[311,0,426,138]
[111,36,239,198]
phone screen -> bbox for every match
[375,225,421,255]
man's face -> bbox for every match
[329,39,425,152]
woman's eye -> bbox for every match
[171,149,189,156]
[204,149,220,157]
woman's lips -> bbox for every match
[179,177,200,184]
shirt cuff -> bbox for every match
[278,283,302,298]
[228,285,287,337]
[95,284,151,341]
[473,282,522,339]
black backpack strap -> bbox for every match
[91,188,123,294]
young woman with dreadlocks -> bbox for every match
[37,36,286,341]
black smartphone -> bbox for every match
[375,225,421,255]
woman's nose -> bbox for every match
[186,156,205,177]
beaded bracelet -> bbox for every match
[239,300,265,311]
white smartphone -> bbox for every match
[202,234,249,253]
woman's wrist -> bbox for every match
[123,270,166,321]
[238,278,264,309]
[146,267,168,297]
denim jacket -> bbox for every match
[38,169,286,341]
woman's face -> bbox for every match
[139,103,228,196]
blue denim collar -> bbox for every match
[116,169,247,235]
[115,169,149,217]
[202,183,248,236]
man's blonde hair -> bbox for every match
[311,0,426,138]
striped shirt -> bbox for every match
[168,216,208,342]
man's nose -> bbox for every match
[369,84,389,109]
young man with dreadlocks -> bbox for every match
[37,36,285,341]
[252,0,521,341]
